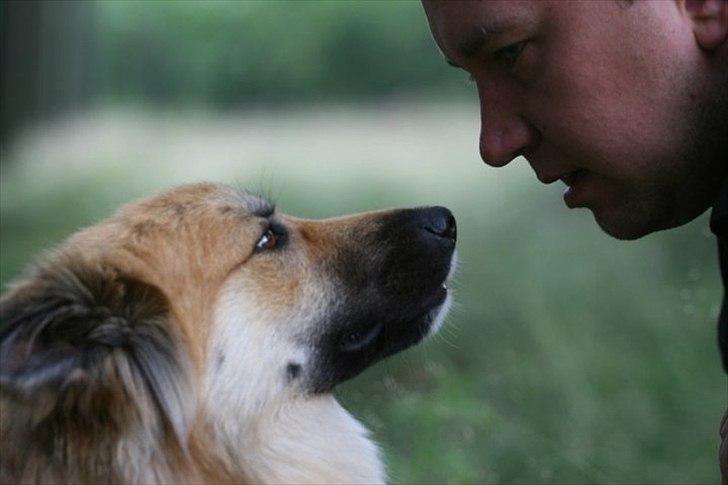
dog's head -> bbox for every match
[0,183,455,479]
[210,189,456,400]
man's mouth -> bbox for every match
[562,169,590,208]
[535,168,591,208]
[537,168,584,185]
[560,169,586,187]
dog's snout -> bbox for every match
[420,206,456,242]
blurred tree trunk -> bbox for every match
[1,0,96,153]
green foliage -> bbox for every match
[97,1,469,107]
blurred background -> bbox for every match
[1,1,724,483]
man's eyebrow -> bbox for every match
[446,20,518,66]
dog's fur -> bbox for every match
[0,183,456,484]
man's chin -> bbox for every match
[591,207,663,241]
[591,195,713,240]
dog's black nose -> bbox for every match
[420,206,456,242]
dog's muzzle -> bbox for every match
[307,206,457,393]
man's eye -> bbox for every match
[255,228,278,252]
[494,41,527,68]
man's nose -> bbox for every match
[477,85,538,167]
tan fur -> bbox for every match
[0,183,455,484]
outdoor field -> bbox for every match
[1,103,723,484]
[2,1,725,483]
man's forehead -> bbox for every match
[422,0,538,60]
[423,0,535,27]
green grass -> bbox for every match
[1,105,724,483]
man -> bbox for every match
[421,0,727,480]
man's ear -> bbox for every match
[0,257,191,445]
[683,0,728,50]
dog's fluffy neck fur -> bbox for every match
[195,288,386,484]
[199,395,385,484]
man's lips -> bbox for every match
[563,170,589,208]
[535,169,590,208]
[560,169,586,187]
[537,169,585,185]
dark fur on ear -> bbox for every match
[0,256,192,482]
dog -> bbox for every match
[0,183,456,484]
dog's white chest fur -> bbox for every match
[244,397,385,484]
[202,287,386,484]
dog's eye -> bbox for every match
[255,228,278,252]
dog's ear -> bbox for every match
[0,257,191,445]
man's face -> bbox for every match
[423,0,727,239]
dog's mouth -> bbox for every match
[337,283,449,353]
[339,322,385,353]
[308,268,454,394]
